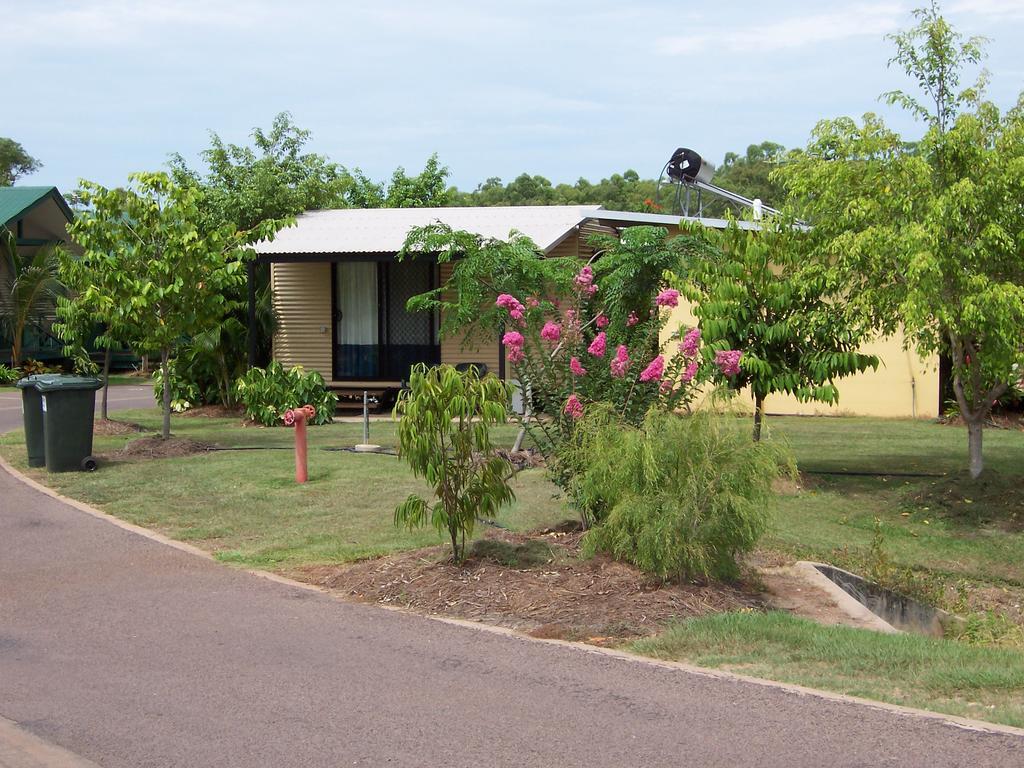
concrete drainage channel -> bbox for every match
[796,561,956,637]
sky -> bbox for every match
[5,0,1024,195]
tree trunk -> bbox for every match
[967,416,984,480]
[219,349,233,407]
[160,349,171,440]
[11,327,20,368]
[101,346,112,421]
[753,394,765,442]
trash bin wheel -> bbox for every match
[81,456,98,472]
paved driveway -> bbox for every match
[0,391,1021,767]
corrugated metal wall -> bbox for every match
[270,261,332,378]
[438,262,502,375]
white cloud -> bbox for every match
[656,3,905,55]
[949,0,1024,20]
[4,0,267,45]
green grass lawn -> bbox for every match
[633,611,1024,728]
[0,411,570,568]
[763,416,1024,590]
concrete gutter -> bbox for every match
[793,561,901,634]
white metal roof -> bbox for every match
[255,205,603,255]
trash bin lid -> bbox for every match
[15,374,66,390]
[30,375,104,393]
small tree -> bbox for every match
[69,172,280,438]
[394,364,514,563]
[781,2,1024,477]
[680,218,879,440]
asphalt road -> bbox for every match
[0,386,156,432]
[1,390,1022,767]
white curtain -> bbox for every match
[337,262,378,345]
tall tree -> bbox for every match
[679,218,878,440]
[0,138,41,186]
[68,172,282,438]
[169,112,353,236]
[780,2,1024,478]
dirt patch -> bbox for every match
[181,404,245,419]
[93,419,147,436]
[117,436,215,459]
[495,448,545,471]
[290,528,759,643]
[940,412,1024,431]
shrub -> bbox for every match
[20,359,62,376]
[393,364,514,563]
[153,358,202,412]
[573,406,790,581]
[0,364,20,384]
[234,361,337,426]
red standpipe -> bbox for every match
[282,405,317,484]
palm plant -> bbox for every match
[0,230,65,368]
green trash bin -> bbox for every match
[36,375,104,473]
[15,374,64,468]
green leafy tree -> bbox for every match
[679,218,878,440]
[169,112,352,235]
[704,142,788,217]
[393,364,514,563]
[0,231,64,367]
[0,138,41,186]
[384,154,452,207]
[780,2,1024,478]
[68,172,281,438]
[398,223,577,348]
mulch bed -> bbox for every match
[291,527,761,644]
[181,404,245,419]
[116,436,216,460]
[94,419,147,436]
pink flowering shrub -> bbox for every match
[489,256,741,470]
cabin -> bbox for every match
[0,186,74,364]
[252,205,941,417]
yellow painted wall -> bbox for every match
[662,301,941,419]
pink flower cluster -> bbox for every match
[610,345,631,378]
[564,394,584,419]
[496,293,526,324]
[715,349,743,377]
[587,332,607,357]
[679,328,701,358]
[540,321,561,343]
[655,289,679,308]
[574,265,597,296]
[627,311,640,327]
[639,355,665,382]
[681,359,699,383]
[570,356,587,376]
[595,313,609,329]
[503,330,525,363]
